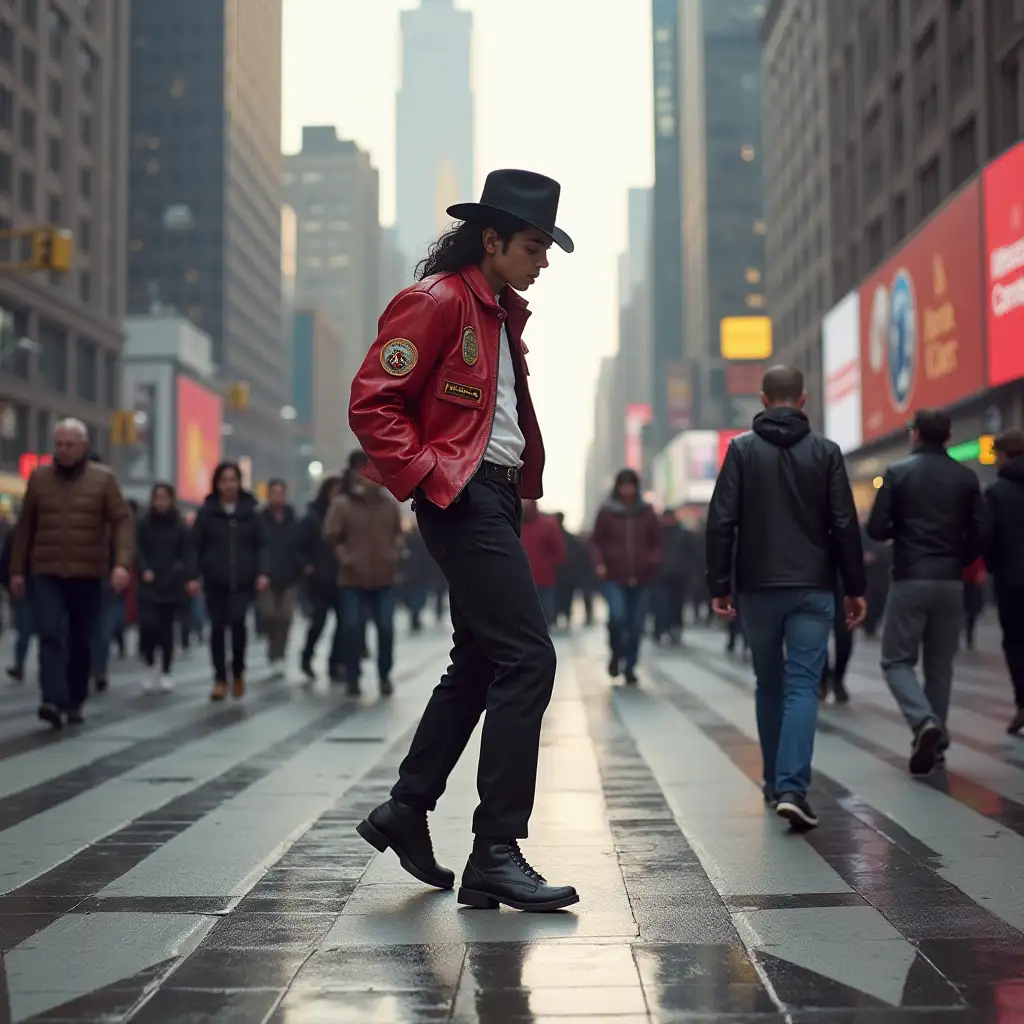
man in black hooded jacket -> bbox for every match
[706,365,866,831]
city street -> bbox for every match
[0,619,1022,1023]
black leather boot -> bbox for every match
[458,838,579,912]
[355,799,454,890]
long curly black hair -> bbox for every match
[415,210,529,280]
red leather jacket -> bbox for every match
[349,265,545,509]
[590,500,664,587]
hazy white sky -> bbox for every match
[282,0,654,527]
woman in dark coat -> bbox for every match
[136,482,197,691]
[192,461,268,701]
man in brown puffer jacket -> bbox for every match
[10,418,133,728]
[324,473,403,698]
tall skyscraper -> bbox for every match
[649,0,684,454]
[0,0,129,471]
[284,127,381,459]
[396,0,473,271]
[127,0,286,484]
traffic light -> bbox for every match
[227,381,249,411]
[979,435,996,466]
[31,228,74,272]
[111,409,138,446]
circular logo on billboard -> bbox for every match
[868,284,889,374]
[887,269,917,413]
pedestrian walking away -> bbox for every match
[8,418,134,729]
[867,408,985,776]
[135,482,198,691]
[348,168,578,912]
[589,468,663,685]
[191,461,269,701]
[259,479,302,672]
[982,428,1024,735]
[519,499,567,628]
[706,366,866,830]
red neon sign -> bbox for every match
[18,453,53,479]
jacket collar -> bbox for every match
[459,265,533,332]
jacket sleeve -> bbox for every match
[963,477,986,567]
[588,511,607,568]
[323,498,346,547]
[191,508,207,569]
[549,519,567,566]
[9,473,39,577]
[182,523,199,581]
[705,442,741,598]
[866,470,894,541]
[348,289,451,501]
[295,515,313,568]
[983,486,998,573]
[254,513,270,577]
[105,474,135,570]
[827,447,866,597]
[135,520,150,576]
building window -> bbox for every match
[0,152,11,195]
[78,270,90,304]
[38,320,67,392]
[19,107,35,150]
[0,84,12,130]
[952,116,977,187]
[0,305,30,378]
[46,191,59,223]
[21,0,37,30]
[78,112,91,147]
[913,24,939,141]
[46,133,59,172]
[996,59,1021,152]
[47,4,66,59]
[35,408,49,451]
[867,217,885,268]
[949,0,975,103]
[864,105,883,199]
[0,401,29,466]
[76,338,96,400]
[18,169,33,212]
[103,350,117,407]
[78,217,90,252]
[893,192,908,242]
[79,0,94,27]
[891,76,905,172]
[890,0,903,51]
[79,165,91,198]
[46,76,60,116]
[77,44,94,95]
[919,157,941,218]
[20,43,36,89]
[0,18,13,66]
[862,12,881,84]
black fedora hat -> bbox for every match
[447,169,574,253]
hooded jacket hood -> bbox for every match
[752,406,811,449]
[999,454,1024,486]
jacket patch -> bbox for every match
[442,379,482,403]
[461,326,479,365]
[380,338,418,376]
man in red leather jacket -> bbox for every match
[349,169,579,913]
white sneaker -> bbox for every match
[158,674,174,692]
[141,667,160,692]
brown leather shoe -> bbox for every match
[210,680,228,702]
[232,675,246,699]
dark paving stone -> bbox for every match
[292,943,465,992]
[72,895,231,915]
[0,915,53,953]
[164,947,309,990]
[724,893,868,910]
[200,911,338,950]
[21,959,173,1022]
[126,987,283,1023]
[0,895,82,916]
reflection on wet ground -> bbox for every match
[1,625,1022,1022]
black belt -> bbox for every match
[479,461,522,485]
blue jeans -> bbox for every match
[740,588,834,797]
[12,592,35,669]
[34,575,102,710]
[339,587,395,686]
[90,581,125,679]
[603,583,650,672]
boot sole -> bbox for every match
[456,886,580,913]
[355,819,454,890]
[776,801,818,830]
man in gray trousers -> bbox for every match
[867,409,985,776]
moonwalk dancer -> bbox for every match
[349,169,579,912]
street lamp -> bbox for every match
[280,405,297,421]
[308,460,324,482]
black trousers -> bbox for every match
[302,580,338,662]
[996,587,1024,706]
[139,600,175,674]
[391,475,557,839]
[205,586,252,681]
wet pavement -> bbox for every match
[1,618,1023,1022]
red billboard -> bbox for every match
[984,142,1024,387]
[859,180,986,444]
[176,376,223,505]
[717,429,746,469]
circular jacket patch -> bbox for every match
[461,326,479,366]
[380,338,418,376]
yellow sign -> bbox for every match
[721,317,772,360]
[979,435,996,465]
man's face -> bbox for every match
[268,484,287,509]
[53,427,87,467]
[486,228,552,292]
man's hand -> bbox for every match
[256,574,269,592]
[141,570,155,583]
[844,595,867,629]
[10,575,25,600]
[595,564,607,580]
[186,580,200,596]
[712,595,737,620]
[111,566,130,593]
